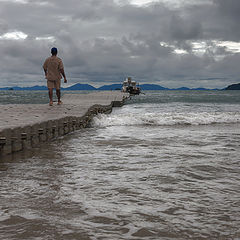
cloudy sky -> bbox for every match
[0,0,240,88]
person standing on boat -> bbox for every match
[43,47,67,106]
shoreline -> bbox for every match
[0,91,129,157]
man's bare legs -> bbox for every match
[48,88,62,105]
[56,89,62,105]
[48,88,53,106]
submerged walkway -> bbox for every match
[0,91,129,156]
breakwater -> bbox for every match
[0,91,128,157]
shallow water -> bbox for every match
[0,90,89,104]
[0,91,240,239]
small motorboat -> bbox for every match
[122,77,141,95]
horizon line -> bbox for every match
[0,82,226,90]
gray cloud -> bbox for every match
[169,15,203,40]
[0,0,239,88]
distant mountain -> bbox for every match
[10,86,27,90]
[174,87,213,90]
[0,87,10,90]
[225,83,240,90]
[0,85,48,90]
[27,85,48,90]
[140,84,168,90]
[97,84,122,90]
[0,84,96,91]
[0,83,220,91]
[175,87,190,90]
[192,87,209,90]
[64,83,96,90]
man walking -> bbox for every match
[43,47,67,106]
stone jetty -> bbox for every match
[0,91,129,157]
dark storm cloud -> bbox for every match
[0,0,240,88]
[169,15,202,40]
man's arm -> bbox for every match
[43,59,48,78]
[43,68,47,78]
[60,69,67,83]
[59,59,67,83]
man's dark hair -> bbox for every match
[51,47,58,55]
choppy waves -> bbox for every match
[1,91,240,240]
[93,111,240,127]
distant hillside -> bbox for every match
[140,84,168,90]
[99,83,170,90]
[65,83,96,90]
[225,83,240,90]
[25,85,48,90]
[175,87,190,90]
[97,84,122,90]
[0,84,96,91]
[0,83,220,91]
[0,85,48,91]
[192,87,209,90]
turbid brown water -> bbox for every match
[0,91,240,240]
[0,124,239,240]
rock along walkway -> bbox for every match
[0,91,129,157]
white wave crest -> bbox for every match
[92,112,240,127]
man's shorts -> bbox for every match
[47,79,61,90]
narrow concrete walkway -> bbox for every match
[0,91,129,156]
[0,91,128,130]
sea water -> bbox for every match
[0,90,240,239]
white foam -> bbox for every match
[92,111,240,127]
